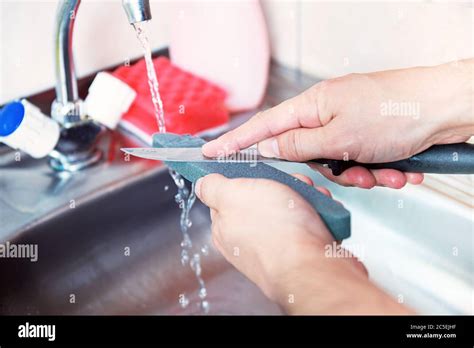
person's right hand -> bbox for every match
[203,59,473,189]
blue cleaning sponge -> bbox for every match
[153,133,351,240]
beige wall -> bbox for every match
[262,0,473,77]
[1,0,473,104]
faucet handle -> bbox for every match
[122,0,152,24]
[0,100,60,158]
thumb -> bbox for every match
[257,126,352,161]
[195,173,229,210]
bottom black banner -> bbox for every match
[0,315,472,346]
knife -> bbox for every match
[122,142,474,176]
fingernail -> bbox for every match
[258,138,280,158]
[195,178,203,198]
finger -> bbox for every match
[292,173,333,198]
[195,173,229,210]
[309,163,377,189]
[352,258,369,277]
[257,124,352,162]
[312,162,416,189]
[210,208,218,221]
[211,223,224,254]
[315,186,332,198]
[371,169,407,189]
[291,173,314,186]
[405,172,424,185]
[202,87,322,157]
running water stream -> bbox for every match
[132,23,166,134]
[133,22,210,314]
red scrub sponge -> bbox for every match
[113,57,229,140]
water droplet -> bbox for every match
[164,185,169,191]
[181,249,189,266]
[190,253,201,276]
[179,294,190,308]
[201,300,210,314]
[198,287,207,299]
[190,253,200,266]
[180,234,192,249]
[201,244,209,256]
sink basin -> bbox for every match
[0,167,281,315]
[0,56,296,316]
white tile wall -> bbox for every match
[0,0,173,104]
[261,1,473,78]
[261,0,300,69]
[1,0,473,104]
[299,1,474,78]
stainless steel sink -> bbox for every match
[0,61,471,315]
[0,59,302,316]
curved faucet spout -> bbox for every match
[52,0,152,126]
[53,0,81,125]
[122,0,152,24]
[51,0,152,171]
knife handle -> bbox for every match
[311,143,474,176]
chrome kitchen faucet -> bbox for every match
[49,0,152,171]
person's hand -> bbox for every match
[203,59,473,189]
[195,173,411,314]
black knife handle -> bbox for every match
[312,143,474,176]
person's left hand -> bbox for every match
[194,173,413,314]
[194,173,365,303]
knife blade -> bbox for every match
[122,142,474,176]
[121,147,283,163]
